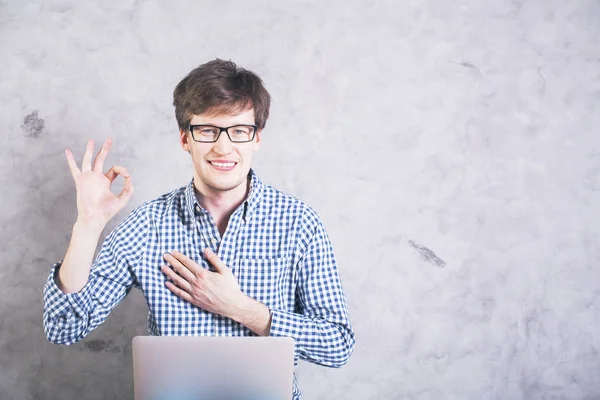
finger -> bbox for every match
[81,139,94,173]
[64,148,81,179]
[163,253,197,282]
[204,248,230,274]
[117,175,134,206]
[104,165,130,183]
[161,265,192,293]
[165,281,194,303]
[166,251,204,279]
[92,137,112,172]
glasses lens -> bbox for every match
[192,126,219,142]
[228,125,255,142]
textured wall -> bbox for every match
[1,0,600,399]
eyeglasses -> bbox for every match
[188,124,258,143]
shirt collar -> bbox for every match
[184,168,264,221]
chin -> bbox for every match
[206,176,246,192]
[196,164,249,192]
[210,182,243,192]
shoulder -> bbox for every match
[116,184,188,230]
[138,185,187,218]
[260,183,324,231]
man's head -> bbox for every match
[173,59,271,196]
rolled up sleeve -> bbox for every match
[43,207,149,345]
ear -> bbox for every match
[180,129,191,153]
[253,129,262,151]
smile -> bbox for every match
[208,161,237,170]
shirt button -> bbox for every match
[211,238,218,245]
[195,205,201,212]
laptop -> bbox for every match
[132,336,295,400]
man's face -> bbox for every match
[179,108,261,195]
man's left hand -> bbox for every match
[161,248,246,318]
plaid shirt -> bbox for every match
[43,169,355,399]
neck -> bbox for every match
[193,176,251,236]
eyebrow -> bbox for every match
[189,123,256,126]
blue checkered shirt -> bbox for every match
[43,169,355,399]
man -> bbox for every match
[43,59,355,399]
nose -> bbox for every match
[212,130,233,155]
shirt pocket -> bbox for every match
[237,257,289,309]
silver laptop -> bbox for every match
[132,336,295,400]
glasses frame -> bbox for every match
[188,124,258,143]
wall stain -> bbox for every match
[457,61,483,78]
[82,339,121,353]
[409,240,446,267]
[21,110,45,138]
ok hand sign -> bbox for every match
[65,138,134,230]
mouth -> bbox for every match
[207,160,238,171]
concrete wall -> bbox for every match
[1,0,599,398]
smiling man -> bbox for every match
[43,59,355,399]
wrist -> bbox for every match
[228,293,253,322]
[228,294,272,336]
[73,219,105,237]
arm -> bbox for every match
[42,138,140,345]
[160,226,355,364]
[268,221,356,367]
[55,221,104,294]
[43,207,149,345]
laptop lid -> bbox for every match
[132,336,295,400]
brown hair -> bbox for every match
[173,59,271,131]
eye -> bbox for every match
[195,127,218,135]
[232,126,252,135]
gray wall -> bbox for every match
[1,0,599,398]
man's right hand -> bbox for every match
[65,138,134,230]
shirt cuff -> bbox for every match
[43,261,94,320]
[269,309,306,365]
[269,309,305,339]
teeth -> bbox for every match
[211,161,235,168]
